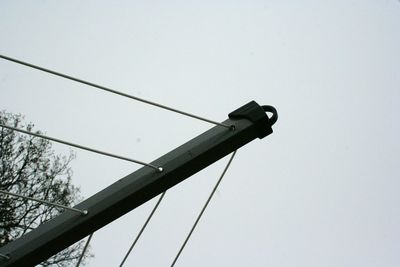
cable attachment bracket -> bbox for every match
[228,100,278,139]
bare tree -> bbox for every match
[0,111,91,266]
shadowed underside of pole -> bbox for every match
[0,101,277,267]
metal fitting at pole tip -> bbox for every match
[158,167,164,173]
[262,105,278,126]
[82,210,89,215]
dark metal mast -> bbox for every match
[0,101,277,267]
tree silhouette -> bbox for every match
[0,111,91,266]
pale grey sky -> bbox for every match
[1,1,400,266]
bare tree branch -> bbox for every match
[0,111,92,266]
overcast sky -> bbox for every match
[1,1,400,266]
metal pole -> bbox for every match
[0,101,277,267]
